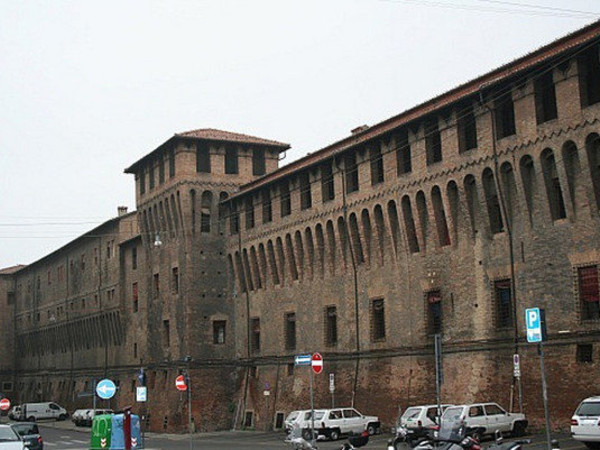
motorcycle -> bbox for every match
[339,430,370,449]
[486,430,533,450]
[388,423,440,449]
[285,422,318,450]
[390,414,480,450]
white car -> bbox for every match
[400,404,453,430]
[84,409,113,426]
[71,409,90,426]
[317,407,380,441]
[0,424,26,449]
[442,403,527,440]
[571,396,600,449]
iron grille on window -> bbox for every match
[495,280,512,328]
[371,299,386,341]
[579,266,600,320]
[427,291,442,334]
[285,312,296,350]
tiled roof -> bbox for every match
[0,264,26,275]
[175,128,290,148]
[125,129,289,174]
[230,19,600,199]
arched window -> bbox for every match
[519,156,536,225]
[401,196,419,253]
[276,237,286,285]
[446,181,459,244]
[337,217,349,269]
[540,148,566,221]
[315,224,325,278]
[164,197,174,238]
[482,168,504,234]
[170,194,179,234]
[285,234,299,281]
[326,220,337,276]
[234,252,247,293]
[562,141,580,214]
[242,249,254,291]
[416,191,428,250]
[500,162,518,227]
[294,231,305,280]
[463,175,479,234]
[586,133,600,210]
[387,200,401,256]
[258,244,268,287]
[250,247,262,290]
[431,186,450,246]
[349,213,364,265]
[373,204,387,265]
[305,227,315,280]
[201,191,213,233]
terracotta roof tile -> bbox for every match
[175,128,290,148]
[0,264,26,275]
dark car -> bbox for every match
[9,422,43,450]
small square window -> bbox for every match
[577,344,593,363]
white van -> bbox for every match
[20,402,68,421]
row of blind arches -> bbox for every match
[228,133,600,292]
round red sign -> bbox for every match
[311,352,323,374]
[0,398,10,411]
[175,375,187,391]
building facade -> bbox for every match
[2,22,600,432]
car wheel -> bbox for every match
[512,422,526,437]
[367,423,378,435]
[470,428,483,442]
[302,429,315,440]
[27,416,35,422]
[58,413,67,421]
[584,443,600,450]
[329,429,340,441]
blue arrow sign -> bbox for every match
[294,354,312,366]
[96,379,117,400]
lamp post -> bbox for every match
[183,356,193,450]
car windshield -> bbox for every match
[0,427,19,441]
[12,423,38,435]
[577,402,600,416]
[439,409,466,441]
[286,411,299,422]
[402,407,422,420]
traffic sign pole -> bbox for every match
[309,366,315,448]
[539,342,552,450]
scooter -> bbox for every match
[285,423,318,450]
[387,424,439,449]
[486,430,533,450]
[339,430,370,449]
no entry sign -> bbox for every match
[311,352,323,374]
[0,398,10,411]
[175,375,187,391]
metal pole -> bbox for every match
[188,363,193,450]
[309,368,315,448]
[434,334,442,424]
[539,343,552,450]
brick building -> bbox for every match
[2,21,600,432]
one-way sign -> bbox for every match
[294,354,311,366]
[96,379,117,400]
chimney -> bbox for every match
[351,125,369,135]
[117,206,128,217]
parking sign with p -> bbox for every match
[525,307,546,343]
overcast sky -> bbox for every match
[0,0,598,268]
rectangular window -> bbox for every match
[47,270,51,285]
[132,246,137,270]
[577,343,593,363]
[285,312,296,350]
[252,148,266,176]
[535,71,558,124]
[162,320,170,348]
[245,198,255,229]
[139,172,146,195]
[169,147,175,178]
[280,182,291,217]
[134,342,138,359]
[251,317,261,353]
[213,320,226,344]
[495,93,516,139]
[371,299,386,341]
[579,266,600,321]
[81,253,85,272]
[370,146,384,185]
[396,131,412,175]
[197,142,211,173]
[132,282,138,313]
[345,153,359,193]
[262,189,272,223]
[225,146,239,174]
[578,46,600,108]
[321,162,335,202]
[427,291,442,334]
[325,306,337,347]
[171,267,179,294]
[457,104,478,152]
[425,118,442,165]
[494,279,513,328]
[230,204,239,235]
[154,273,160,298]
[159,155,165,184]
[149,165,155,189]
[287,363,294,376]
[300,173,312,210]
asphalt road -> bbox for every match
[34,424,589,450]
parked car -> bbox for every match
[71,409,90,426]
[0,424,25,449]
[19,403,68,422]
[7,407,20,422]
[84,409,113,426]
[442,403,527,441]
[400,404,453,430]
[571,396,600,449]
[317,407,380,441]
[284,410,306,433]
[9,422,43,450]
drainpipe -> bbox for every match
[479,87,522,413]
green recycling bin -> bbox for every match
[91,414,113,449]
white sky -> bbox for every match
[0,0,598,268]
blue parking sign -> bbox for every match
[525,308,542,343]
